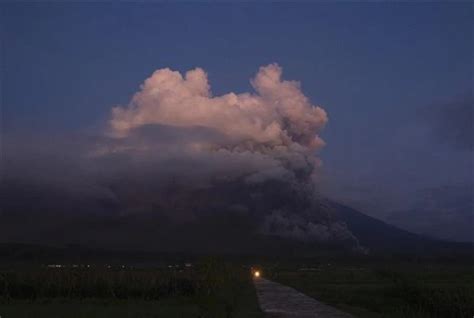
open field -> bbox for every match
[1,256,473,318]
[266,260,474,318]
[0,259,262,318]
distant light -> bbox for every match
[254,270,260,278]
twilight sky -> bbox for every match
[1,3,472,241]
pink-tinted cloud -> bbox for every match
[110,64,326,149]
[106,64,328,184]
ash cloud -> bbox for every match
[1,64,360,251]
[106,64,327,185]
[109,64,327,150]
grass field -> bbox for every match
[2,257,473,318]
[0,258,262,318]
[267,260,474,318]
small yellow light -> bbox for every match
[254,270,260,278]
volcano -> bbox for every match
[1,178,471,259]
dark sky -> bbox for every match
[1,3,472,238]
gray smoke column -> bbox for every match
[98,64,356,246]
[103,64,327,185]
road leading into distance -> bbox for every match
[254,278,354,318]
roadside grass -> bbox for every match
[0,298,199,318]
[268,262,474,318]
[0,258,262,318]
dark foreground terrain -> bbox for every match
[0,244,473,318]
[0,258,262,318]
[266,259,474,318]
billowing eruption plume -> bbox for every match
[1,64,361,252]
[110,64,326,149]
[100,64,356,247]
[105,64,327,185]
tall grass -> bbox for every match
[271,263,474,318]
[0,259,263,318]
[0,260,236,300]
[0,267,196,301]
[382,269,473,318]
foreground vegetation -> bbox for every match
[2,255,472,318]
[267,260,474,318]
[0,258,262,318]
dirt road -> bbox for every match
[254,278,354,318]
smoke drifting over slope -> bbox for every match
[1,64,361,251]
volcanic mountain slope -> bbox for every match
[1,179,472,257]
[330,201,472,254]
[386,185,473,243]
